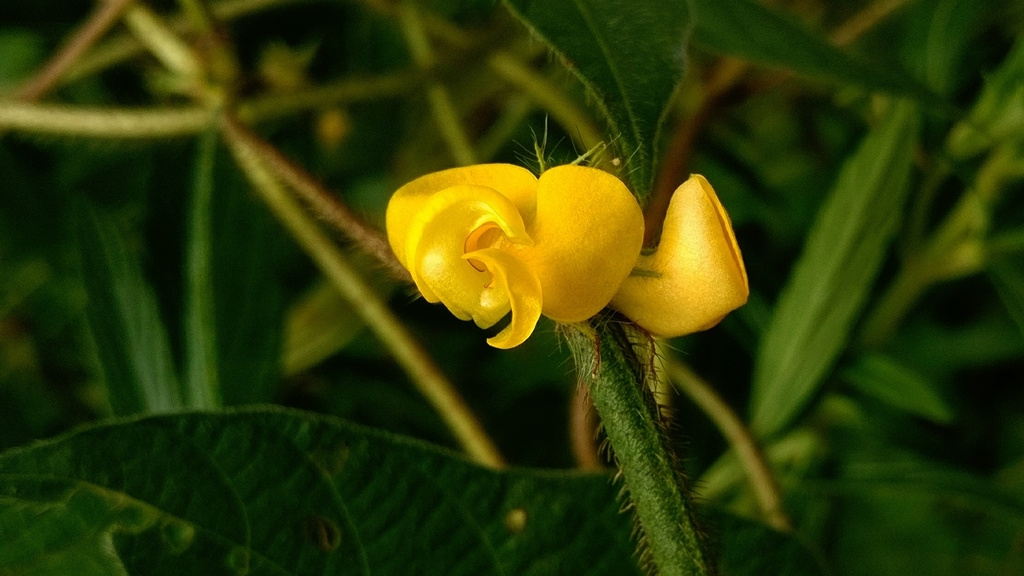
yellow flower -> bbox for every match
[386,164,747,348]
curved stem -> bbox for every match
[487,52,605,156]
[63,0,311,85]
[565,321,709,576]
[225,120,409,281]
[665,358,792,532]
[221,116,505,468]
[0,103,212,137]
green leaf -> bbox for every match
[989,259,1024,340]
[947,35,1024,158]
[212,149,287,405]
[0,408,642,575]
[0,29,45,91]
[842,354,955,424]
[501,0,691,197]
[751,100,920,438]
[182,128,221,409]
[77,205,182,415]
[690,0,940,103]
[713,512,826,576]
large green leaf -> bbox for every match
[77,205,182,416]
[690,0,940,103]
[0,408,642,575]
[501,0,691,197]
[751,100,919,438]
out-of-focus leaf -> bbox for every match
[690,0,941,104]
[501,0,691,197]
[283,253,396,377]
[213,151,287,405]
[989,258,1024,339]
[283,280,368,376]
[842,354,954,424]
[0,408,642,575]
[77,205,181,415]
[751,100,920,438]
[901,0,992,97]
[947,36,1024,158]
[828,462,1024,576]
[712,511,826,576]
[182,128,220,409]
[0,29,44,91]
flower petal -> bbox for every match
[611,174,748,336]
[465,248,543,349]
[406,184,531,326]
[515,165,644,322]
[387,164,538,266]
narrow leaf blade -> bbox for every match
[843,354,955,423]
[502,0,691,197]
[691,0,940,104]
[751,100,920,437]
[182,128,221,409]
[77,205,182,415]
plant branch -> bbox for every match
[666,358,792,532]
[221,115,505,468]
[63,0,311,85]
[121,3,202,81]
[0,103,212,137]
[223,119,409,281]
[565,321,710,576]
[11,0,134,101]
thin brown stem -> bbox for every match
[569,384,603,471]
[666,358,792,532]
[222,115,505,468]
[10,0,134,102]
[225,120,410,282]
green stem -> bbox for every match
[221,116,506,468]
[566,321,709,576]
[398,0,477,166]
[63,0,310,85]
[487,52,605,157]
[0,103,212,137]
[666,358,791,532]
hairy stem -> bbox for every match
[666,358,791,532]
[224,120,409,281]
[0,103,212,137]
[566,321,710,576]
[221,116,505,468]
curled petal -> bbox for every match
[611,174,748,336]
[515,165,644,322]
[406,185,531,325]
[465,248,543,349]
[387,164,538,266]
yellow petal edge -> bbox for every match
[610,174,748,337]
